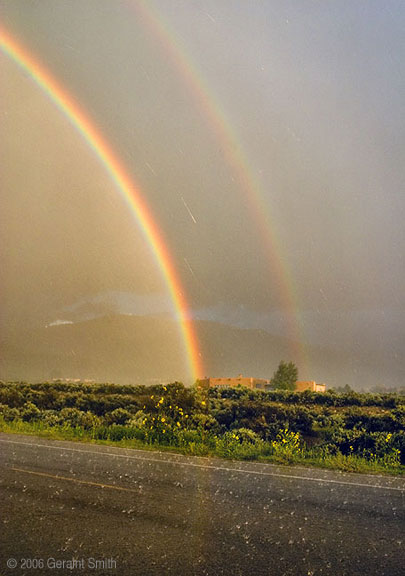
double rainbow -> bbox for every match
[0,25,203,382]
[133,1,308,373]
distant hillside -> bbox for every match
[0,314,401,388]
[0,314,299,384]
[0,315,187,384]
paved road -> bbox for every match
[0,433,404,576]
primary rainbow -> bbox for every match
[0,25,203,382]
[133,1,309,374]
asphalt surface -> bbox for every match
[0,433,404,576]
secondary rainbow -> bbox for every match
[133,1,309,374]
[0,25,203,382]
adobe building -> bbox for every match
[295,381,326,393]
[199,376,326,393]
[199,375,271,390]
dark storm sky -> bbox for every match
[1,1,404,386]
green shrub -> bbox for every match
[40,410,63,427]
[214,429,266,460]
[215,431,245,458]
[0,403,20,421]
[60,408,100,429]
[106,425,127,442]
[0,387,25,408]
[20,402,41,422]
[190,413,220,435]
[128,410,148,428]
[94,426,109,440]
[105,408,132,426]
[270,427,303,461]
[231,427,261,444]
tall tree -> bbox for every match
[271,361,298,390]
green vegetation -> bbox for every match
[270,360,298,390]
[0,381,404,475]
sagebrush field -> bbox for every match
[0,381,404,474]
